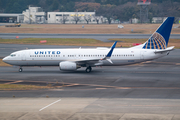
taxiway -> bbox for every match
[0,43,180,119]
[1,33,180,42]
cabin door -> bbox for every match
[140,51,144,60]
[21,52,26,61]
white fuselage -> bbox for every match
[2,17,174,72]
[3,47,167,67]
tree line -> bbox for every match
[0,0,180,23]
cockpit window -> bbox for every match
[10,54,16,57]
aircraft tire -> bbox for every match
[19,68,23,72]
[86,66,92,73]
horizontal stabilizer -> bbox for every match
[154,46,174,54]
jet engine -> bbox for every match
[59,61,80,71]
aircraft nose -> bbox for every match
[2,56,8,63]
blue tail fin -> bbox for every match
[143,17,174,49]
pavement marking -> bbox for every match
[39,99,61,111]
[1,79,180,90]
[96,88,107,89]
[65,84,80,87]
[4,80,23,84]
[145,61,176,65]
[97,104,105,108]
[116,87,180,89]
[129,61,177,66]
[116,87,131,89]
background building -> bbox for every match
[130,18,139,24]
[22,6,45,24]
[47,12,96,24]
[0,13,24,23]
[152,17,167,23]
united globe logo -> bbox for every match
[143,32,166,49]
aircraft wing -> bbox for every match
[70,41,117,66]
[76,59,103,66]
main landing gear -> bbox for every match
[86,66,92,73]
[19,67,23,72]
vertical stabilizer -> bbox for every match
[142,17,174,49]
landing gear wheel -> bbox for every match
[19,68,23,72]
[86,66,92,73]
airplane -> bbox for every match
[3,17,175,73]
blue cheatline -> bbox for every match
[143,17,174,49]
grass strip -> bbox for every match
[0,38,119,47]
[0,38,179,48]
[0,84,54,90]
[0,38,103,46]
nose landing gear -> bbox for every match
[19,67,23,72]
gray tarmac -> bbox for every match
[0,44,180,120]
[1,33,180,42]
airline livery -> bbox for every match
[3,17,175,73]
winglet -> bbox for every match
[102,41,117,63]
[106,41,117,58]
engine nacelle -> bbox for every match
[59,61,78,71]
